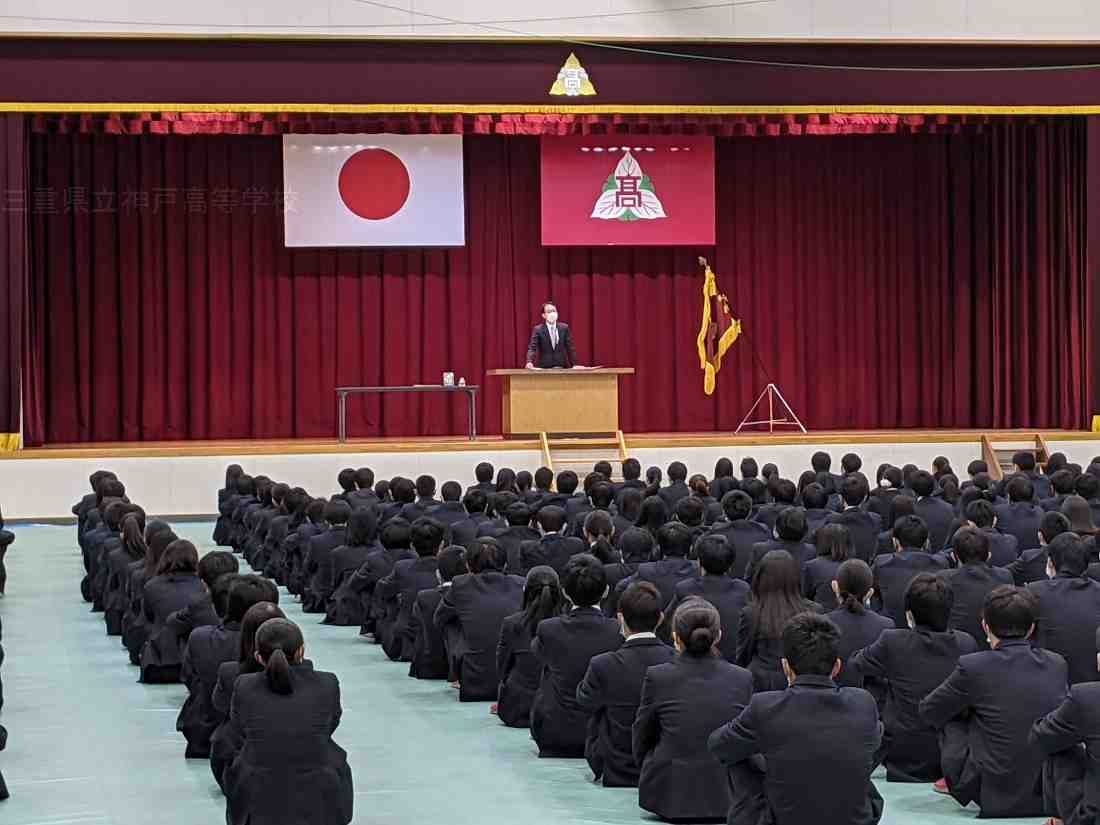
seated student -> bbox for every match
[496,566,566,727]
[565,473,602,536]
[537,470,577,516]
[911,470,955,553]
[399,475,440,522]
[634,598,753,821]
[103,512,149,635]
[708,491,769,580]
[124,525,177,666]
[850,574,979,782]
[616,522,698,617]
[166,550,240,643]
[581,510,618,566]
[799,482,833,536]
[1040,468,1077,513]
[489,503,538,574]
[665,535,749,662]
[434,538,525,701]
[865,465,903,523]
[89,499,129,612]
[938,527,1012,651]
[825,475,883,564]
[1007,511,1071,585]
[530,554,622,757]
[1029,628,1100,825]
[673,495,708,545]
[1028,532,1100,685]
[658,461,691,511]
[872,515,949,628]
[996,475,1046,551]
[920,586,1068,817]
[324,508,381,626]
[518,506,586,575]
[802,523,852,610]
[578,581,676,786]
[612,488,644,548]
[514,470,536,506]
[711,612,883,825]
[745,507,816,582]
[378,476,413,525]
[344,520,414,640]
[476,491,519,538]
[828,559,893,692]
[1076,471,1100,527]
[178,575,278,758]
[753,478,798,534]
[223,618,352,825]
[429,481,467,538]
[302,500,350,613]
[1010,450,1053,501]
[467,462,496,496]
[959,499,1019,567]
[140,539,205,683]
[286,498,326,597]
[449,489,491,549]
[737,550,822,692]
[528,466,555,508]
[211,604,289,787]
[376,518,445,662]
[602,528,653,617]
[410,546,467,681]
[344,467,378,510]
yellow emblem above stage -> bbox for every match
[549,53,597,97]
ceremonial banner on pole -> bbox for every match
[697,258,741,395]
[540,135,715,246]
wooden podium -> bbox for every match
[486,368,634,436]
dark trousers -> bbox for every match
[1042,748,1090,825]
[940,719,982,808]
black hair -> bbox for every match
[673,596,722,657]
[1006,475,1035,503]
[210,573,238,619]
[475,462,494,483]
[743,478,768,505]
[466,537,505,573]
[437,545,468,582]
[337,468,357,493]
[323,500,351,526]
[515,471,533,492]
[143,528,178,578]
[583,510,616,563]
[880,465,903,489]
[668,461,688,482]
[537,505,567,534]
[774,507,808,542]
[801,483,827,510]
[892,515,929,550]
[740,457,759,479]
[619,527,655,563]
[814,523,852,561]
[522,566,565,635]
[156,539,199,576]
[782,613,840,677]
[1076,473,1100,499]
[306,498,327,525]
[1013,451,1037,472]
[636,496,670,534]
[835,559,872,615]
[1050,469,1077,496]
[556,470,579,495]
[1040,512,1071,544]
[255,617,304,695]
[967,459,988,477]
[982,585,1037,640]
[380,520,413,550]
[965,498,996,528]
[761,462,778,480]
[645,466,663,487]
[462,489,488,514]
[198,550,239,589]
[721,490,753,521]
[675,495,705,528]
[811,451,832,472]
[590,482,615,510]
[562,553,607,607]
[345,507,378,547]
[410,517,446,557]
[415,475,437,499]
[656,522,693,558]
[910,471,935,498]
[390,477,416,504]
[952,526,990,565]
[487,491,518,519]
[503,502,532,528]
[238,601,285,673]
[750,550,805,638]
[593,460,613,479]
[620,580,664,633]
[440,481,462,502]
[534,467,554,490]
[904,573,953,631]
[713,457,734,479]
[839,474,870,507]
[374,480,391,501]
[618,487,644,521]
[772,479,797,504]
[120,513,148,562]
[696,534,734,575]
[103,499,129,531]
[227,574,280,623]
[355,467,375,490]
[841,453,862,474]
[495,468,518,493]
[621,458,641,481]
[1048,532,1088,576]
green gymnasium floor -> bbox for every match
[0,524,1036,825]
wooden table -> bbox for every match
[486,368,634,436]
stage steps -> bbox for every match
[541,431,629,484]
[980,433,1050,481]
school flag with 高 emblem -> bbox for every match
[540,135,715,246]
[697,258,741,396]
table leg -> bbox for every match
[468,391,477,440]
[338,393,347,443]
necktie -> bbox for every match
[550,325,558,349]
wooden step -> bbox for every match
[981,434,1050,481]
[542,431,630,486]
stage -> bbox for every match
[3,429,1099,521]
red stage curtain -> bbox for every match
[22,122,1089,444]
[0,114,26,438]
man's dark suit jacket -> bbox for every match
[657,481,691,511]
[978,527,1019,567]
[518,533,586,576]
[709,674,883,825]
[872,550,949,629]
[664,575,750,661]
[617,557,698,616]
[409,586,449,680]
[449,513,490,549]
[434,570,525,701]
[920,639,1068,818]
[526,322,577,368]
[376,555,440,662]
[744,538,816,583]
[915,496,956,552]
[1028,572,1100,685]
[529,606,622,757]
[940,564,1013,651]
[491,525,540,575]
[1006,545,1052,585]
[1030,681,1100,825]
[825,507,883,563]
[851,625,979,782]
[707,519,769,580]
[995,501,1046,551]
[177,620,242,757]
[576,635,676,787]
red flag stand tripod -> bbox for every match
[735,382,806,434]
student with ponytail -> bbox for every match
[582,510,617,564]
[495,566,566,727]
[223,618,353,825]
[827,559,893,698]
[633,597,753,821]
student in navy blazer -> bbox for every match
[939,527,1012,651]
[664,535,749,662]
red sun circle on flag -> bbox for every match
[337,148,411,220]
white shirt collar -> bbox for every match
[626,631,658,641]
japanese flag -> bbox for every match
[282,134,465,247]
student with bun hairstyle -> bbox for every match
[223,618,353,825]
[633,597,754,821]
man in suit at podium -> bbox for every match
[525,302,578,369]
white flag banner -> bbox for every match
[282,134,465,247]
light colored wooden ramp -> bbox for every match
[541,430,629,482]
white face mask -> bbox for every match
[545,310,558,324]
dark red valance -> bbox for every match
[29,111,1022,137]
